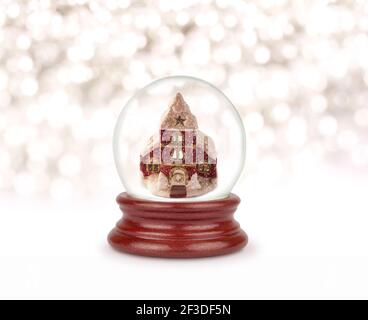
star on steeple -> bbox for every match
[175,115,186,126]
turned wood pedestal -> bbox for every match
[108,192,247,258]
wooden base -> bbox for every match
[108,193,248,258]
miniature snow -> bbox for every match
[140,92,217,198]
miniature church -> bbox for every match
[140,93,217,198]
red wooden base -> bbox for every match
[108,193,248,258]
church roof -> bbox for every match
[160,93,198,130]
[140,92,217,162]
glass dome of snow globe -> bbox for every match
[113,76,246,202]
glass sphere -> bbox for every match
[114,76,246,202]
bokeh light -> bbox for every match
[0,0,367,199]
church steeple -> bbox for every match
[160,92,198,129]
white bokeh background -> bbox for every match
[1,0,368,299]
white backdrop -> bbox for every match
[1,0,368,299]
[1,166,368,299]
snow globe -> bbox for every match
[108,76,247,258]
